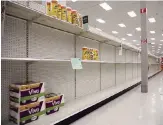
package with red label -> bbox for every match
[45,93,64,115]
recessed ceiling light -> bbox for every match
[133,40,137,42]
[128,11,137,17]
[150,31,155,34]
[96,28,102,31]
[136,44,140,46]
[158,46,161,48]
[118,23,126,27]
[136,27,141,31]
[151,38,155,40]
[121,38,126,40]
[96,18,105,23]
[127,34,132,36]
[162,34,163,36]
[151,42,155,45]
[148,18,156,23]
[100,2,112,11]
[112,31,118,34]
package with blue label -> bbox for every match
[9,82,45,105]
[10,101,45,125]
[45,93,64,115]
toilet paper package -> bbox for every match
[9,82,45,105]
[45,93,64,115]
[9,101,45,125]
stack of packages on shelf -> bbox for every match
[45,93,64,115]
[9,82,65,125]
[82,47,99,60]
[9,82,45,125]
[46,0,83,28]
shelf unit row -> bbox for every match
[1,57,143,64]
[5,1,158,58]
[1,1,161,125]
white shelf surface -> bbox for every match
[1,57,143,64]
[5,70,160,125]
[6,1,146,53]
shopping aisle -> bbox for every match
[71,72,163,125]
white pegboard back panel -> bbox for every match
[29,23,74,59]
[28,2,46,14]
[76,63,100,98]
[28,62,75,102]
[2,16,26,58]
[132,52,138,63]
[1,61,26,124]
[116,48,126,63]
[101,64,115,90]
[116,64,126,85]
[76,36,100,59]
[100,43,115,62]
[133,64,138,79]
[126,64,133,82]
[126,50,133,63]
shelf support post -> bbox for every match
[140,1,148,93]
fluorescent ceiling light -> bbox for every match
[118,23,126,27]
[99,2,112,11]
[121,38,126,40]
[152,46,155,48]
[127,11,137,17]
[112,31,118,34]
[150,31,155,34]
[96,18,105,23]
[160,40,163,41]
[148,18,156,23]
[133,40,137,42]
[136,44,140,46]
[96,28,102,31]
[151,38,155,40]
[151,42,155,45]
[136,27,141,31]
[159,44,162,45]
[127,34,132,36]
[158,46,161,48]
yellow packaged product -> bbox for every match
[72,10,78,25]
[93,48,96,60]
[78,13,83,28]
[82,47,88,60]
[57,4,62,20]
[67,7,72,23]
[46,2,51,15]
[89,48,94,60]
[51,0,58,17]
[61,5,67,21]
[95,49,99,60]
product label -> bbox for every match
[20,83,43,97]
[20,101,44,118]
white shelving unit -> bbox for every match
[2,1,161,125]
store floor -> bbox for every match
[71,71,163,125]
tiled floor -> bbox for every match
[71,72,163,125]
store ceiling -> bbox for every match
[67,1,163,56]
